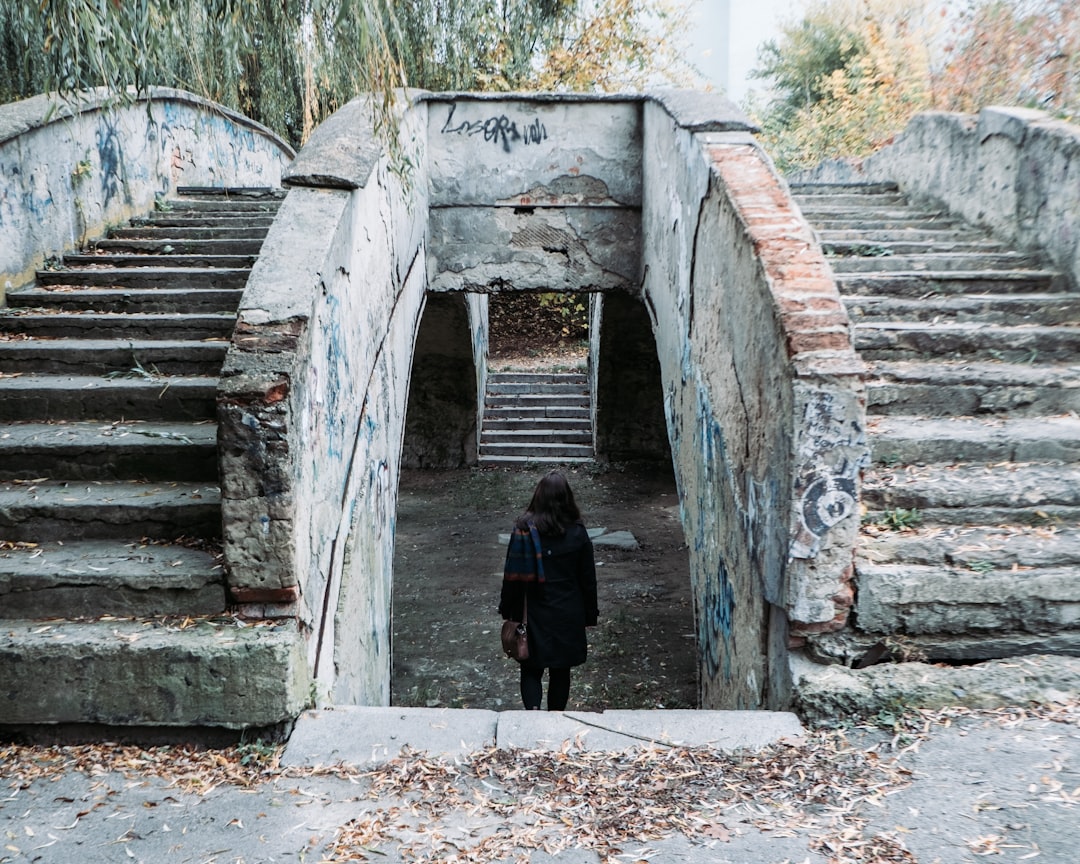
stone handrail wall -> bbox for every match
[641,102,866,709]
[791,106,1080,289]
[217,96,429,705]
[0,86,293,294]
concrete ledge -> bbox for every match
[282,706,499,766]
[497,709,804,752]
[282,708,804,767]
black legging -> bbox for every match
[520,666,571,711]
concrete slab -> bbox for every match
[282,706,499,767]
[592,529,638,549]
[495,709,804,752]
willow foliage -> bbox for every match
[0,0,694,149]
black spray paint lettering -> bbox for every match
[440,103,548,153]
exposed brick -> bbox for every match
[231,585,301,604]
[781,310,852,332]
[789,608,851,636]
[778,294,845,315]
[787,327,853,355]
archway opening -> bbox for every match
[391,288,697,711]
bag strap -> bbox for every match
[521,592,528,628]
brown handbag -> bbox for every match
[500,595,529,662]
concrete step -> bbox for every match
[482,416,591,431]
[161,199,281,213]
[134,214,275,229]
[817,227,992,244]
[854,322,1080,362]
[486,399,591,416]
[7,287,243,313]
[480,428,592,445]
[109,225,270,240]
[852,562,1080,635]
[92,237,265,255]
[63,252,257,269]
[487,371,588,384]
[484,404,590,420]
[283,706,804,765]
[821,238,1005,256]
[0,338,227,376]
[0,311,235,340]
[36,266,251,290]
[0,617,306,727]
[868,415,1080,464]
[862,462,1080,524]
[805,629,1080,665]
[845,292,1080,325]
[0,421,217,481]
[829,251,1043,272]
[809,217,968,231]
[488,375,587,393]
[0,539,225,618]
[0,479,220,541]
[176,185,285,199]
[865,360,1080,416]
[797,205,954,222]
[0,374,217,421]
[835,270,1063,295]
[857,523,1080,569]
[789,181,899,195]
[477,453,595,465]
[795,191,908,208]
[478,442,594,459]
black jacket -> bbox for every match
[499,521,598,669]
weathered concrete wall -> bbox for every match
[402,293,479,468]
[217,96,429,705]
[641,99,866,709]
[593,291,670,461]
[424,95,642,294]
[790,106,1080,288]
[0,87,293,294]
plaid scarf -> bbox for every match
[503,521,546,583]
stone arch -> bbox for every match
[402,292,484,469]
[219,90,864,716]
[591,291,670,463]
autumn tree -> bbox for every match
[751,0,1080,172]
[750,0,943,172]
[936,0,1080,119]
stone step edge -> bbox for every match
[0,618,308,727]
[800,633,1080,668]
[790,651,1080,723]
[0,539,226,618]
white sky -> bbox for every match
[685,0,804,102]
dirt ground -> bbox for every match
[391,461,699,713]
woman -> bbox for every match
[499,470,598,711]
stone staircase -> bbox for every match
[0,188,304,730]
[479,371,593,464]
[792,182,1080,665]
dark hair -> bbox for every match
[518,470,582,536]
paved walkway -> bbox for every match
[1,705,1077,863]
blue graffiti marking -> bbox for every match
[95,116,126,208]
[700,559,736,680]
